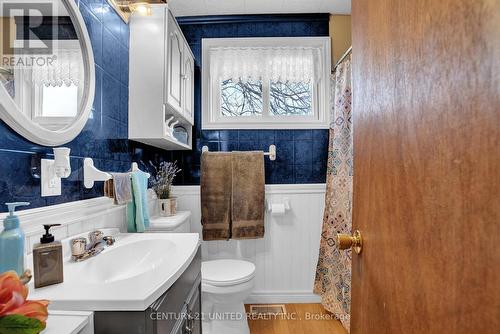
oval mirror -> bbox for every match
[0,0,94,146]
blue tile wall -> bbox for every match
[0,0,169,212]
[171,14,330,185]
[0,11,330,212]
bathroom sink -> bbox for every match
[28,233,200,311]
[74,239,176,284]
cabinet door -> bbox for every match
[189,287,201,334]
[182,50,194,123]
[185,283,201,334]
[166,13,183,113]
[176,319,188,334]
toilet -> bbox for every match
[201,259,256,334]
[146,211,256,334]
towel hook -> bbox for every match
[83,158,111,189]
[131,162,151,178]
[83,159,151,189]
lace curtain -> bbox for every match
[31,48,83,87]
[209,47,321,83]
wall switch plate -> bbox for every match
[41,159,61,197]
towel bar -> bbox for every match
[83,158,151,189]
[202,144,276,161]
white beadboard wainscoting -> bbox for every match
[1,184,326,303]
[172,184,326,304]
[0,192,161,256]
[0,197,126,255]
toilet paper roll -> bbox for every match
[271,203,286,215]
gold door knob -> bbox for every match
[337,230,363,254]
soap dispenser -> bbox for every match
[0,202,30,276]
[33,224,63,288]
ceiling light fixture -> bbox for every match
[107,0,167,23]
[128,2,153,16]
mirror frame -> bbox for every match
[0,0,95,146]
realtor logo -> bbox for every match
[0,1,58,69]
[1,2,54,56]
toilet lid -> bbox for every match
[202,260,256,287]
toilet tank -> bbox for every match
[147,211,191,233]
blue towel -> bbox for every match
[127,171,150,233]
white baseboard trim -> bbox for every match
[245,291,321,304]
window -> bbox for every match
[41,85,79,118]
[269,80,312,116]
[221,78,263,117]
[31,82,81,130]
[202,37,331,129]
[13,41,83,130]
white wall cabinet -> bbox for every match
[129,5,194,150]
[166,12,183,115]
[182,44,195,123]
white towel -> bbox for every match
[111,173,132,205]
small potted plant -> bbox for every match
[150,161,181,217]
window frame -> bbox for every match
[33,83,81,130]
[202,37,331,130]
[13,40,83,130]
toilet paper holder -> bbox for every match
[266,198,291,214]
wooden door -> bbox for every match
[350,0,500,333]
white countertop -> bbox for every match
[42,311,93,334]
[29,232,200,311]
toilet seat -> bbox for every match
[202,260,255,287]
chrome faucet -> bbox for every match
[71,230,115,262]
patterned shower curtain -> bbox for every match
[314,54,353,331]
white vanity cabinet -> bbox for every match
[129,5,194,150]
[93,248,202,334]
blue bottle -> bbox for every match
[0,202,30,276]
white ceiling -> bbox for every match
[168,0,351,17]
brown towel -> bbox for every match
[231,152,265,239]
[201,152,232,240]
[104,179,114,199]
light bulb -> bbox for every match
[130,2,152,16]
